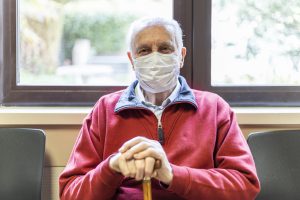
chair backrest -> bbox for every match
[247,130,300,200]
[0,128,46,200]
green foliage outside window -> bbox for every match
[62,13,135,61]
[212,0,300,85]
[20,0,136,75]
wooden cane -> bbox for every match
[142,160,161,200]
[143,177,152,200]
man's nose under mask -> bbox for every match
[133,52,181,93]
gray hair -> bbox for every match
[127,17,183,53]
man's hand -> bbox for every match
[118,136,173,185]
[109,152,157,181]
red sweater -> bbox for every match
[59,78,260,200]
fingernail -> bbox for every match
[125,153,131,159]
[133,154,139,158]
[151,171,157,177]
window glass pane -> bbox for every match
[18,0,173,86]
[212,0,300,86]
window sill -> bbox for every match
[0,107,92,125]
[234,107,300,125]
[1,106,300,125]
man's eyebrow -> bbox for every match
[135,44,151,51]
[158,41,175,48]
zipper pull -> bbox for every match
[157,121,165,145]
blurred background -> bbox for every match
[19,0,173,86]
[19,0,300,87]
[211,0,300,86]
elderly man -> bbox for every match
[59,17,260,200]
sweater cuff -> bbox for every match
[94,155,124,189]
[167,164,190,196]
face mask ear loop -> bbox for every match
[180,57,185,68]
[174,48,184,68]
[177,51,184,68]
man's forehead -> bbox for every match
[134,26,175,47]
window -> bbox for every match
[193,0,300,106]
[3,0,299,106]
[1,0,192,106]
[19,0,173,86]
[212,0,300,86]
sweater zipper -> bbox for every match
[118,106,165,144]
[157,119,165,145]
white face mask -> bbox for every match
[133,52,181,93]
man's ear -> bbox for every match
[127,51,135,70]
[180,47,187,68]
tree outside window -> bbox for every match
[212,0,300,86]
[19,0,173,86]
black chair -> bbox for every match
[247,130,300,200]
[0,128,46,200]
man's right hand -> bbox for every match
[109,153,157,181]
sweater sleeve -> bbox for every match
[166,97,260,200]
[59,100,124,200]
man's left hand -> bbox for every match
[119,136,173,185]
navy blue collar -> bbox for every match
[114,76,198,113]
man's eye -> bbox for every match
[159,47,173,54]
[138,49,150,56]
